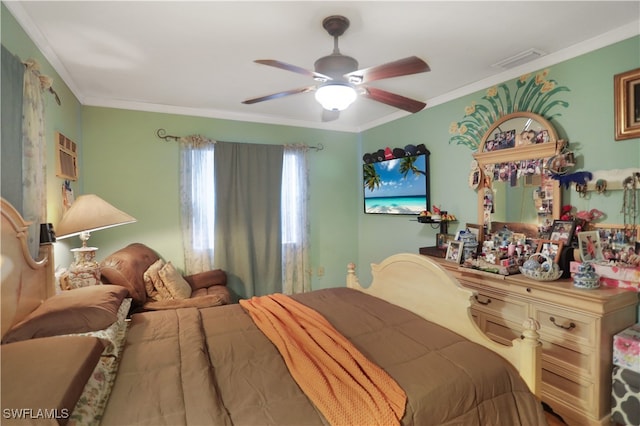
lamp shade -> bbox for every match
[314,83,357,111]
[56,194,136,239]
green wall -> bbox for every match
[1,3,84,268]
[81,108,359,289]
[3,4,638,290]
[357,36,639,282]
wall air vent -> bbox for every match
[491,48,547,70]
[55,132,78,181]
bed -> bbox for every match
[0,197,546,425]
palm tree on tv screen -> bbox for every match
[399,156,426,178]
[364,156,425,193]
[363,163,381,191]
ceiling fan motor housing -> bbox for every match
[314,54,359,81]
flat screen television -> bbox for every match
[363,153,430,215]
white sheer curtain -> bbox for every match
[22,59,48,257]
[282,144,311,294]
[179,135,216,274]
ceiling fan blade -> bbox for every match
[345,56,430,84]
[362,86,426,113]
[321,109,340,122]
[254,60,331,81]
[242,86,316,105]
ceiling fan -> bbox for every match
[242,15,430,121]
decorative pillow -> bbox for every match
[158,261,192,300]
[1,335,105,420]
[143,258,165,301]
[2,285,128,344]
[58,298,131,356]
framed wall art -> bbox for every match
[614,67,640,140]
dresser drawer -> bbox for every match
[542,367,596,421]
[533,304,596,348]
[466,285,528,323]
[540,338,594,378]
[482,314,523,345]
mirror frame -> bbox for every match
[472,112,564,226]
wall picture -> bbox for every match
[614,67,640,140]
[363,152,430,215]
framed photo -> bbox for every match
[468,168,481,189]
[436,233,452,249]
[614,67,640,140]
[549,220,576,245]
[591,223,640,261]
[536,239,563,263]
[577,231,603,262]
[465,223,485,244]
[445,241,463,264]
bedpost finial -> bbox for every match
[521,318,541,343]
[346,262,360,289]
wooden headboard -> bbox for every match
[1,198,55,338]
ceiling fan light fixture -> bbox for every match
[315,83,357,111]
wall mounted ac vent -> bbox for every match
[55,132,78,181]
[491,48,547,70]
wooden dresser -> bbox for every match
[429,256,638,426]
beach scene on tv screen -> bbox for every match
[363,155,427,214]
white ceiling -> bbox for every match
[5,1,639,133]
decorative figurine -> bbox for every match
[573,262,600,289]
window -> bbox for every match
[181,142,309,294]
[187,145,215,251]
[282,150,301,244]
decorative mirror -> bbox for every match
[472,112,565,232]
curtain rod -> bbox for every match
[155,128,324,151]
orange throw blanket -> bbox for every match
[239,293,406,426]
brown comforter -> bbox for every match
[101,288,546,425]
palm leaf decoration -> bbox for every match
[448,69,570,150]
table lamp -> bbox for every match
[56,194,136,289]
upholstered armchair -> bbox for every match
[100,243,230,311]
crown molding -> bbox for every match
[5,1,638,133]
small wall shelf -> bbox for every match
[416,217,456,234]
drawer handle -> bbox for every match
[549,316,576,330]
[474,295,491,305]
